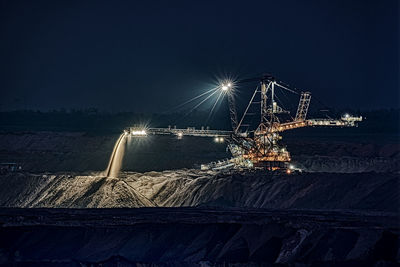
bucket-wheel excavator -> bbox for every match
[128,74,362,171]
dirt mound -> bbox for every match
[0,170,397,211]
[0,173,155,208]
[129,170,398,212]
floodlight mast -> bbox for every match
[227,91,238,133]
[221,82,239,133]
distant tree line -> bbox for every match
[0,108,398,134]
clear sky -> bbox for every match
[0,0,398,112]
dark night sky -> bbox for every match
[0,0,398,112]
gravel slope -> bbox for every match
[0,170,397,211]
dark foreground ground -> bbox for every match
[0,208,398,266]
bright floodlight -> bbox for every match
[131,129,147,136]
[221,80,233,91]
